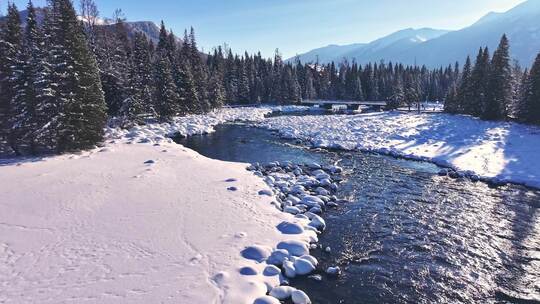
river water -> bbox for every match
[176,120,540,304]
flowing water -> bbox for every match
[176,120,540,304]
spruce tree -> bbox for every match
[173,59,199,114]
[484,35,512,120]
[208,72,225,109]
[0,3,22,153]
[387,77,404,110]
[456,56,472,114]
[466,47,490,117]
[520,53,540,124]
[153,50,181,121]
[50,0,108,152]
[130,32,155,116]
[10,1,42,154]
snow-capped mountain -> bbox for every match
[289,28,448,64]
[290,0,540,67]
[0,8,175,45]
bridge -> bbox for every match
[301,100,388,110]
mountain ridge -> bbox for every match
[289,0,540,67]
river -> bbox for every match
[176,119,540,304]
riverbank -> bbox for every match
[259,111,540,189]
[0,107,317,304]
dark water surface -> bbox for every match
[176,122,540,304]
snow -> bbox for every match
[3,105,539,303]
[107,107,274,142]
[259,111,540,188]
[0,107,316,304]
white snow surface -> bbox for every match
[0,106,313,304]
[107,105,309,141]
[259,111,540,188]
[3,106,540,303]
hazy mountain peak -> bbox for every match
[290,0,540,67]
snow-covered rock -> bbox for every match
[277,240,310,257]
[277,221,305,235]
[293,257,316,275]
[308,214,327,231]
[241,245,272,262]
[291,290,312,304]
[263,265,282,276]
[267,249,290,266]
[254,296,281,304]
[326,266,342,276]
[283,260,297,278]
[269,286,296,300]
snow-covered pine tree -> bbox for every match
[207,72,225,110]
[387,76,404,110]
[304,69,316,101]
[237,59,251,104]
[153,49,181,121]
[0,3,22,153]
[444,84,459,114]
[10,1,44,154]
[466,47,490,117]
[484,34,512,120]
[508,60,524,119]
[456,56,472,114]
[50,0,107,152]
[188,28,210,111]
[119,32,153,126]
[519,53,540,124]
[173,58,199,114]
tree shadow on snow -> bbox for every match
[402,113,540,184]
[0,156,47,167]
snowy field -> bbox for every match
[2,106,540,304]
[0,107,316,304]
[259,111,540,188]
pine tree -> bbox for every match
[49,0,108,152]
[0,3,22,153]
[173,59,199,114]
[10,1,43,154]
[444,84,459,114]
[456,56,472,114]
[304,69,316,100]
[484,35,512,120]
[100,15,132,117]
[207,72,225,109]
[128,32,155,118]
[187,27,209,111]
[466,47,490,117]
[387,77,404,110]
[153,50,181,121]
[519,53,540,124]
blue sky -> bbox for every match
[1,0,526,58]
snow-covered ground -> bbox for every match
[259,111,540,188]
[107,105,309,142]
[0,106,316,304]
[2,106,540,304]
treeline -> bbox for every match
[216,50,458,108]
[445,35,540,124]
[0,1,107,155]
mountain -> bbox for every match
[290,0,540,67]
[289,28,449,65]
[0,8,176,46]
[291,43,367,64]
